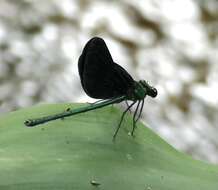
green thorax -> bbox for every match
[127,80,157,101]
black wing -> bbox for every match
[78,37,134,99]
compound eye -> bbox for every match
[151,88,158,97]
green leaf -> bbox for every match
[0,103,218,190]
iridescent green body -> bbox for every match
[24,96,126,127]
[24,80,157,138]
[127,80,156,101]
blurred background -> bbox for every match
[0,0,218,164]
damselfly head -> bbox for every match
[140,80,158,98]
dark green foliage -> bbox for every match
[0,103,217,190]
